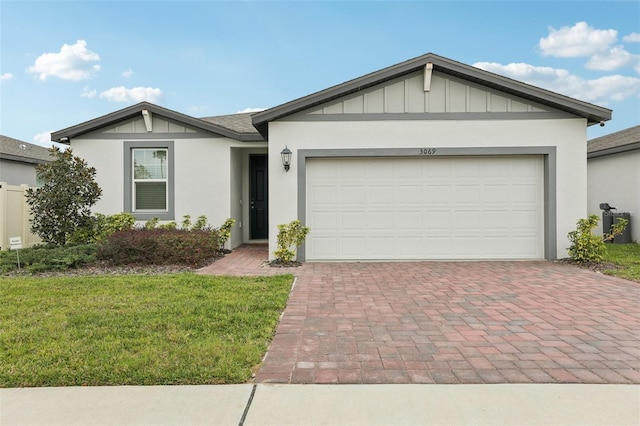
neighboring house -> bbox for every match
[587,125,639,242]
[0,135,52,186]
[51,52,611,260]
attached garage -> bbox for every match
[305,155,544,260]
[253,53,612,262]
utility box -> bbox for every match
[603,211,632,244]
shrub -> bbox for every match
[100,212,136,239]
[96,228,221,267]
[218,218,236,248]
[567,215,604,263]
[274,220,310,263]
[193,215,208,231]
[68,212,135,244]
[25,147,102,246]
[0,244,96,274]
[567,214,629,263]
[144,217,160,229]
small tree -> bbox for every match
[26,147,102,246]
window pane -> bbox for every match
[135,182,167,210]
[134,149,167,179]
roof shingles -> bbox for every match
[0,135,53,163]
[587,125,640,156]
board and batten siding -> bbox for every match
[302,71,551,116]
[102,116,199,135]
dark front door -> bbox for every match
[249,154,268,239]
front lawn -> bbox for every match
[603,243,640,283]
[0,273,293,387]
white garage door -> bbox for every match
[306,156,544,260]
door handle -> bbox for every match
[250,199,255,209]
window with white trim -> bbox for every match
[133,148,168,211]
[124,141,174,220]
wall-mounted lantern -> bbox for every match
[281,146,292,172]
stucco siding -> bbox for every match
[72,136,234,228]
[588,150,640,242]
[268,118,587,260]
[72,138,124,215]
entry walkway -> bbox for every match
[200,245,640,385]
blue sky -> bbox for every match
[1,1,639,148]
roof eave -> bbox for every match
[0,153,51,164]
[588,141,640,159]
[52,102,264,142]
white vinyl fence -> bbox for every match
[0,183,41,250]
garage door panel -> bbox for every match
[369,211,395,230]
[397,211,422,230]
[341,185,366,204]
[342,238,366,257]
[311,185,337,205]
[398,237,422,256]
[306,156,543,260]
[311,237,338,258]
[423,211,453,229]
[341,212,366,231]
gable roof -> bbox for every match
[51,102,264,143]
[587,125,640,159]
[252,52,612,137]
[0,135,53,164]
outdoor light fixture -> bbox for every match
[281,146,292,172]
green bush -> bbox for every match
[274,220,310,263]
[0,244,96,274]
[96,228,221,267]
[567,214,629,263]
[218,218,236,248]
[68,212,135,244]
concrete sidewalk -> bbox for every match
[2,384,638,425]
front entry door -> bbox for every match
[249,154,268,239]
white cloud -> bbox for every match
[31,131,68,150]
[99,86,163,103]
[33,131,53,145]
[473,61,640,104]
[81,86,97,98]
[27,40,101,81]
[586,75,640,102]
[623,32,640,43]
[586,46,640,71]
[236,107,266,113]
[122,68,133,78]
[0,73,14,81]
[539,22,617,57]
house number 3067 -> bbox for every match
[419,148,437,155]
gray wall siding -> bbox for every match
[303,71,551,117]
[0,160,38,186]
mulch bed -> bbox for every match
[268,259,302,268]
[557,258,623,273]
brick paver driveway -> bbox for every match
[200,246,640,384]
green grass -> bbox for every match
[603,243,640,282]
[0,273,293,387]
